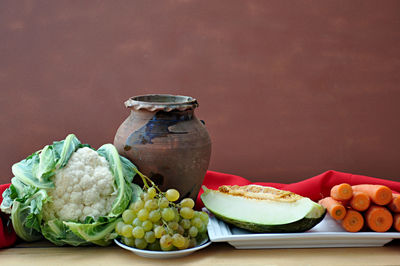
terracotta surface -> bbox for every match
[1,1,400,184]
[114,95,211,199]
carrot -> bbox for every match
[364,205,393,232]
[387,194,400,213]
[330,183,353,201]
[393,214,400,232]
[349,191,370,212]
[352,184,392,206]
[318,197,346,220]
[341,209,364,232]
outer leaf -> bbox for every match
[12,153,54,189]
[10,201,43,242]
[131,183,143,203]
[36,145,57,181]
[41,219,88,246]
[97,144,134,217]
[63,218,121,246]
[53,134,81,169]
[0,186,16,214]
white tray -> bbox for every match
[207,214,400,249]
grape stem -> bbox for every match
[133,167,162,193]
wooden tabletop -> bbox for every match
[1,239,400,266]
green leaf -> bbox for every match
[41,219,88,246]
[10,201,43,242]
[12,153,54,189]
[97,144,134,217]
[64,218,121,246]
[37,145,57,181]
[54,134,81,169]
[0,187,15,214]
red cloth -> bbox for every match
[1,170,400,248]
[0,183,16,248]
[196,170,400,208]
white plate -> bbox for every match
[114,238,212,259]
[207,214,400,249]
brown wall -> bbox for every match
[1,0,400,184]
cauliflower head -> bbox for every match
[43,147,117,222]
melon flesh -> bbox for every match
[201,185,326,233]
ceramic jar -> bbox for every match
[113,94,212,200]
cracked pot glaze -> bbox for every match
[114,94,212,200]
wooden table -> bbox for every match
[1,239,400,266]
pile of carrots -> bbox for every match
[318,184,400,233]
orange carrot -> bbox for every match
[365,205,393,232]
[318,197,346,220]
[393,214,400,232]
[387,194,400,213]
[352,184,392,206]
[330,183,353,201]
[349,191,370,212]
[341,209,364,232]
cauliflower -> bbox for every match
[43,147,117,222]
[1,134,136,246]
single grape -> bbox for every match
[199,211,209,224]
[179,198,195,208]
[153,222,162,230]
[144,231,156,243]
[133,200,144,212]
[198,223,207,233]
[145,199,158,211]
[137,209,149,221]
[148,241,161,251]
[128,202,136,211]
[188,238,197,248]
[176,225,184,235]
[147,187,157,198]
[188,226,198,237]
[158,197,169,208]
[191,217,203,229]
[165,189,180,202]
[115,221,125,234]
[149,209,161,223]
[168,221,179,231]
[160,234,173,250]
[171,233,185,248]
[142,220,153,232]
[121,224,133,238]
[180,219,191,230]
[180,207,195,219]
[122,237,135,247]
[161,207,175,221]
[154,226,166,238]
[135,238,147,250]
[178,237,190,250]
[132,217,142,227]
[132,226,145,239]
[122,209,136,224]
[172,208,181,222]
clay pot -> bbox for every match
[114,94,212,200]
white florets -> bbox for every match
[43,147,117,222]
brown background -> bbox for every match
[1,0,400,184]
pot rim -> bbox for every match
[125,94,199,112]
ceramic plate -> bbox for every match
[207,213,400,249]
[114,238,211,259]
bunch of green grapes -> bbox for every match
[115,171,209,251]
